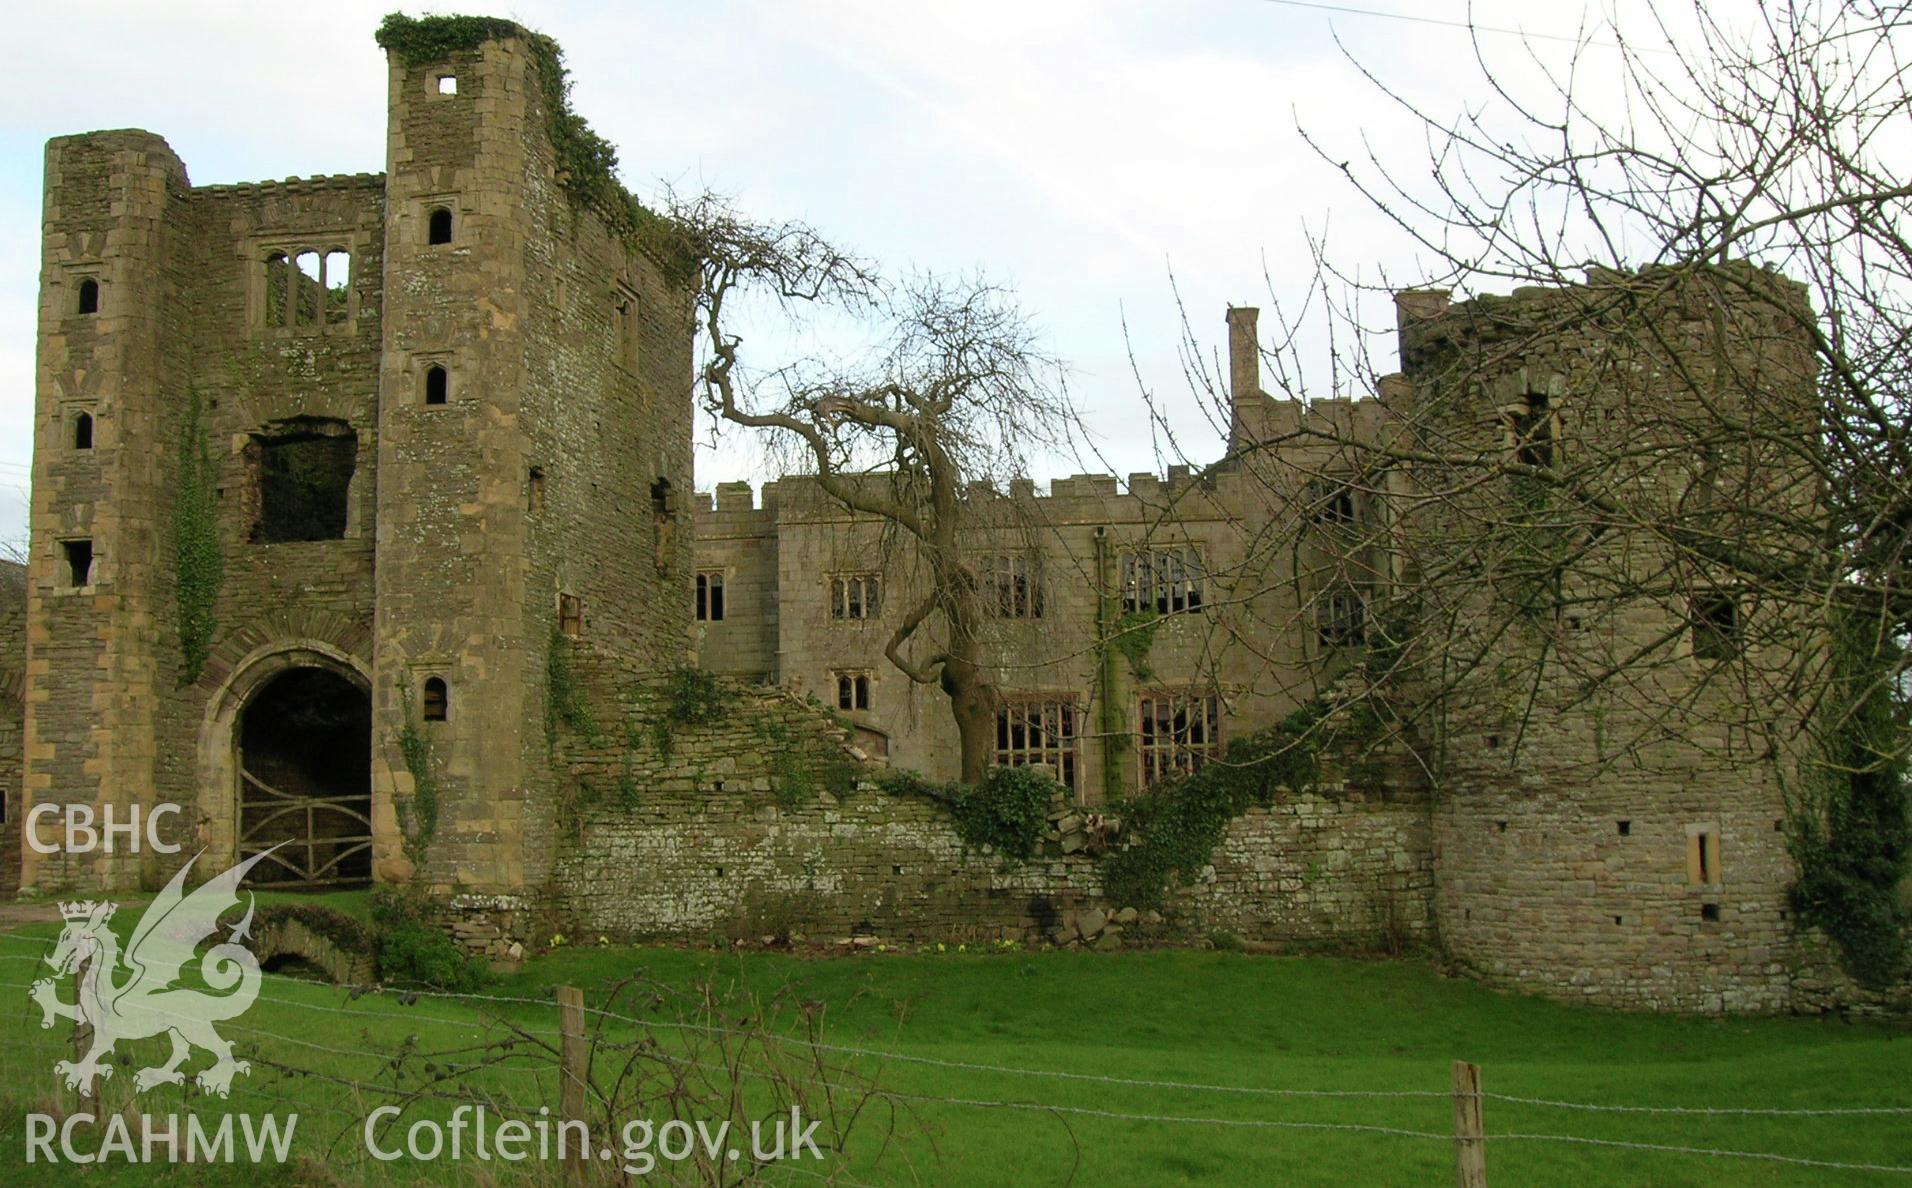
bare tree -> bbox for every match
[1142,2,1912,738]
[1141,0,1911,978]
[671,193,1077,782]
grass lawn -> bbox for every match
[0,914,1903,1186]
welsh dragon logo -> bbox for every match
[29,847,277,1099]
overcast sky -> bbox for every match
[0,1,1670,547]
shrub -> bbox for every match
[1787,612,1910,988]
[878,765,1064,861]
[951,766,1062,861]
[662,666,731,727]
[369,887,487,993]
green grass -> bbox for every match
[249,889,374,924]
[0,917,1904,1186]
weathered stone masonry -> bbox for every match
[545,651,1432,949]
[13,17,1905,1016]
[20,24,694,907]
[686,269,1908,1013]
[0,561,25,893]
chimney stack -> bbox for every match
[1226,306,1260,404]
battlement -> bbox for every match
[696,462,1248,531]
[1395,262,1814,352]
[1388,263,1820,453]
[1224,305,1390,456]
[191,173,385,199]
[693,481,783,536]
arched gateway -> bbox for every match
[233,666,373,887]
[195,643,376,890]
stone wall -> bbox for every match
[0,561,25,893]
[175,173,387,875]
[545,654,1432,947]
[370,28,695,898]
[22,20,694,899]
[693,392,1388,805]
[25,131,194,892]
[508,29,697,897]
[1391,268,1874,1012]
[692,482,780,683]
[25,133,387,896]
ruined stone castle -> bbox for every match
[1,17,1899,1014]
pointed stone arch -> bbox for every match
[196,641,373,881]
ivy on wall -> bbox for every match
[544,627,599,747]
[645,665,732,757]
[1101,698,1388,909]
[171,386,223,684]
[373,13,695,282]
[396,679,438,865]
[1112,609,1160,681]
[879,766,1063,862]
[1787,611,1910,988]
[768,747,860,810]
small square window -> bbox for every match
[982,553,1044,619]
[1137,692,1220,788]
[436,75,458,95]
[1305,479,1356,526]
[1512,392,1555,468]
[1692,593,1740,661]
[61,539,94,588]
[1317,588,1366,648]
[996,697,1080,793]
[1120,547,1205,615]
[249,426,355,543]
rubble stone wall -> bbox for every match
[541,657,1433,948]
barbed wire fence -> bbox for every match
[0,930,1904,1185]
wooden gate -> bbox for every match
[237,763,373,888]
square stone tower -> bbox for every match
[20,16,694,899]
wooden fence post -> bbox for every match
[558,985,588,1187]
[1451,1060,1487,1188]
[66,967,96,1124]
